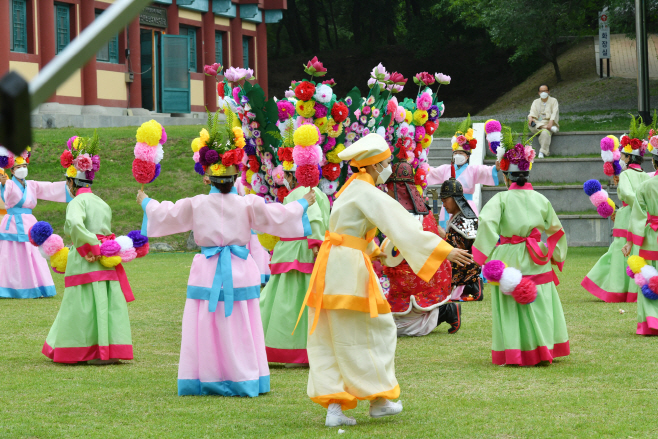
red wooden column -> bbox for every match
[127,17,142,108]
[230,6,243,67]
[256,12,268,97]
[202,4,217,111]
[167,0,180,35]
[80,0,98,105]
[38,0,56,101]
[0,0,10,74]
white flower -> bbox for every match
[319,178,338,195]
[370,63,388,80]
[435,72,451,85]
[496,147,506,161]
[314,84,333,103]
[499,267,522,294]
[154,145,164,164]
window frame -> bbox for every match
[10,0,28,54]
[94,9,119,64]
[179,25,198,73]
[54,2,71,55]
[215,31,224,67]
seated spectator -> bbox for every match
[528,84,559,158]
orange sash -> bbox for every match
[293,230,387,335]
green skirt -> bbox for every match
[260,270,310,364]
[581,235,638,303]
[42,280,133,363]
[491,281,570,366]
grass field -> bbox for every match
[1,247,657,438]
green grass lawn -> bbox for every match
[1,248,657,438]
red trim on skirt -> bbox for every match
[491,341,570,366]
[42,342,133,364]
[265,347,309,364]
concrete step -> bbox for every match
[558,214,613,247]
[483,131,625,157]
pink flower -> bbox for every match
[67,136,78,150]
[322,78,336,87]
[224,67,254,82]
[457,135,467,144]
[524,145,536,162]
[414,72,435,86]
[435,73,451,85]
[193,151,200,163]
[204,64,218,76]
[284,90,295,98]
[373,108,380,118]
[73,153,92,172]
[389,72,407,86]
[370,63,389,80]
[304,56,327,76]
[232,87,240,103]
[387,84,404,93]
[416,93,432,111]
[387,97,398,116]
[362,106,371,116]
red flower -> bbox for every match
[389,72,407,86]
[135,242,149,258]
[322,78,336,86]
[414,169,426,185]
[277,186,289,202]
[294,81,316,101]
[322,163,340,181]
[277,147,294,162]
[296,164,320,187]
[500,158,510,171]
[248,155,260,172]
[304,56,327,76]
[396,145,407,160]
[132,159,156,184]
[414,145,423,156]
[469,139,477,149]
[630,138,642,150]
[222,149,244,167]
[60,150,73,168]
[217,83,225,99]
[620,136,630,146]
[414,72,435,86]
[424,121,438,136]
[331,102,349,123]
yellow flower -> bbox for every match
[413,110,428,126]
[296,99,316,118]
[529,162,533,171]
[136,119,163,146]
[416,185,423,196]
[465,128,474,140]
[257,233,280,251]
[628,255,646,274]
[294,124,320,147]
[15,157,25,165]
[282,160,295,171]
[100,255,122,268]
[232,127,244,139]
[623,144,633,154]
[50,247,69,273]
[606,198,615,212]
[210,163,227,176]
[26,146,31,152]
[314,117,329,134]
[73,137,80,150]
[452,142,459,151]
[326,144,345,163]
[246,169,255,182]
[66,166,77,177]
[235,138,246,149]
[327,123,343,138]
[403,109,412,124]
[649,144,655,152]
[200,128,210,145]
[191,138,202,153]
[421,135,432,149]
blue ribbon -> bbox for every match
[200,245,250,316]
[4,179,30,240]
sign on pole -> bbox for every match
[599,10,610,59]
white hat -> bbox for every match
[337,133,391,167]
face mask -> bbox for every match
[540,92,549,99]
[13,167,28,180]
[620,160,628,170]
[283,178,291,191]
[375,163,392,185]
[453,154,467,166]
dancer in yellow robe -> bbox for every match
[296,133,473,427]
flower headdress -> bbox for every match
[621,114,650,158]
[487,121,538,173]
[645,111,658,158]
[59,131,101,182]
[451,114,477,154]
[133,120,167,185]
[191,106,245,180]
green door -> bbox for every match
[159,34,190,114]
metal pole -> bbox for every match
[636,0,652,123]
[600,58,603,79]
[29,0,152,111]
[607,59,611,78]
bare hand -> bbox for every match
[84,253,101,263]
[622,243,632,257]
[495,160,501,171]
[137,190,148,205]
[447,248,473,267]
[610,211,616,222]
[0,172,7,186]
[613,175,619,186]
[528,118,534,127]
[437,226,447,239]
[203,176,211,185]
[303,188,316,207]
[546,120,554,130]
[312,247,319,259]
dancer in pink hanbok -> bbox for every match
[0,148,69,298]
[138,119,316,397]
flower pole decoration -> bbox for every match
[412,72,435,98]
[0,145,16,170]
[600,135,622,177]
[28,221,149,275]
[627,255,658,300]
[191,106,246,179]
[59,131,101,181]
[482,260,538,305]
[293,124,322,187]
[433,72,451,103]
[485,119,503,155]
[583,179,615,218]
[133,120,167,189]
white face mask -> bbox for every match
[540,92,549,99]
[620,160,628,170]
[375,163,392,185]
[283,177,291,191]
[453,154,467,166]
[13,167,28,180]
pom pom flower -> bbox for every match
[483,260,537,305]
[134,121,166,185]
[627,257,658,300]
[585,180,615,218]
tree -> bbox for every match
[478,0,592,82]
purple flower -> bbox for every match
[507,144,526,163]
[427,105,440,122]
[517,159,530,171]
[345,97,352,106]
[194,162,205,175]
[244,143,257,156]
[127,230,149,248]
[85,170,95,180]
[149,163,161,183]
[314,102,328,118]
[205,150,220,164]
[91,155,100,172]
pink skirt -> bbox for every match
[0,239,56,298]
[177,297,270,397]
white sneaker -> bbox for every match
[538,152,545,158]
[369,398,403,418]
[325,403,357,427]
